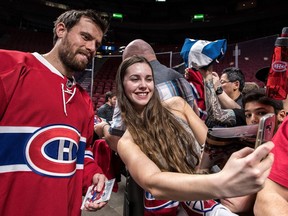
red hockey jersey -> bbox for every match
[0,50,103,216]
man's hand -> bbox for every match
[211,71,221,90]
[83,173,108,211]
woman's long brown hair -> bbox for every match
[116,56,199,174]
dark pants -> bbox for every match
[123,172,144,216]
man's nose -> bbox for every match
[85,40,96,54]
[251,114,259,124]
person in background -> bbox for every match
[199,65,246,128]
[0,9,110,216]
[242,81,260,95]
[97,91,117,122]
[180,38,245,128]
[184,67,207,120]
[255,66,269,87]
[255,66,288,115]
[219,67,245,108]
[243,89,286,128]
[221,88,286,215]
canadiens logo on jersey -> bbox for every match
[143,192,229,216]
[144,191,179,215]
[25,125,81,177]
[0,125,86,178]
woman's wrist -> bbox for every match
[101,123,110,137]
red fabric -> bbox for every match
[92,139,124,192]
[0,50,103,216]
[186,68,206,112]
[270,117,288,188]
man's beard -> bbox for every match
[59,37,92,72]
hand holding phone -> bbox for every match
[254,113,276,148]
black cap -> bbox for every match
[255,66,270,83]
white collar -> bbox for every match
[32,52,64,79]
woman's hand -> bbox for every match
[216,141,274,198]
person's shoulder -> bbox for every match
[151,60,183,82]
[0,49,32,62]
[163,96,185,109]
[97,104,107,111]
[0,50,38,72]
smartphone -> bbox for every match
[254,113,276,148]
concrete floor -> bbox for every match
[82,175,125,216]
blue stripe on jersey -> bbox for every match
[0,125,87,177]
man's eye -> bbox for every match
[258,112,267,116]
[245,114,251,118]
[82,34,90,41]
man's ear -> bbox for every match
[233,80,240,91]
[277,109,287,124]
[55,22,66,39]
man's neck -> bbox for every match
[43,50,74,78]
[231,91,241,101]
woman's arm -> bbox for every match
[117,131,274,201]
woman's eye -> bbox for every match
[130,77,138,81]
[146,78,153,82]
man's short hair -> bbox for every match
[53,9,110,45]
[243,88,284,113]
[222,67,245,92]
[105,91,115,102]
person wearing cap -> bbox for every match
[255,66,269,86]
[180,38,246,128]
[184,67,207,120]
[255,66,288,115]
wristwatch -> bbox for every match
[215,86,223,95]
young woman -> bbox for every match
[114,55,273,215]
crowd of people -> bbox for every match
[0,8,287,216]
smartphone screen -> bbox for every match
[254,113,276,148]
